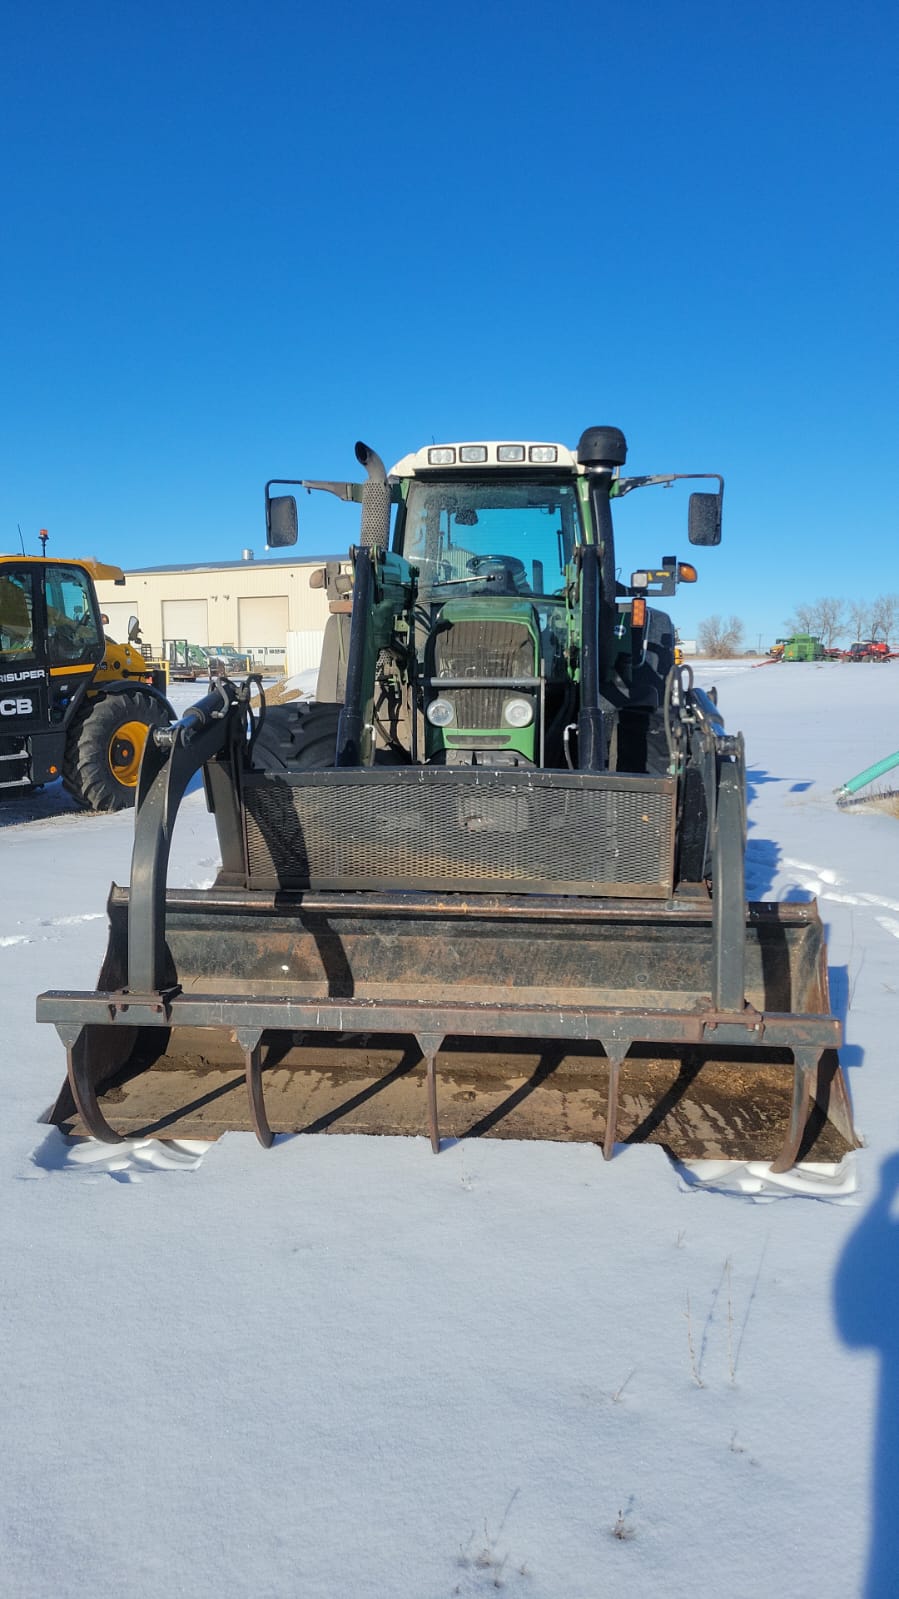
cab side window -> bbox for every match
[0,572,35,656]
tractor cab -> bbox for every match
[394,464,582,766]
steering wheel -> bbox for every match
[466,554,526,578]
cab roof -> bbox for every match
[0,555,126,584]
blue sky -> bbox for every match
[2,0,897,647]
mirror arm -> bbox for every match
[615,472,723,498]
[263,478,364,503]
[300,480,365,502]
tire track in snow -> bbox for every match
[0,911,106,947]
[783,857,899,936]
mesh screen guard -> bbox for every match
[242,767,677,897]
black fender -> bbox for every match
[91,680,175,718]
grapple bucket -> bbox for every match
[37,733,858,1170]
[38,884,856,1169]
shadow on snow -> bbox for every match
[834,1151,899,1598]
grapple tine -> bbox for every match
[60,1025,125,1145]
[601,1043,629,1161]
[235,1029,272,1148]
[417,1033,445,1153]
[769,1048,818,1175]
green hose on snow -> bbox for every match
[836,750,899,805]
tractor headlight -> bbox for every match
[426,697,456,726]
[503,698,534,728]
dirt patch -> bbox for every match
[838,789,899,818]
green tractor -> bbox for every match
[262,433,711,786]
[39,428,856,1173]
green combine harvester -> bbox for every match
[774,634,827,662]
[38,427,857,1171]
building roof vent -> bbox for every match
[242,548,254,561]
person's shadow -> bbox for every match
[834,1151,899,1595]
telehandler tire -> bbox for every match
[62,688,171,812]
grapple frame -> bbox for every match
[37,683,858,1172]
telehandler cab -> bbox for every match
[1,548,172,810]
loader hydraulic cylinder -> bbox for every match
[336,547,375,766]
[577,544,605,770]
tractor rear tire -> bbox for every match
[63,689,171,812]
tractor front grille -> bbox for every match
[431,618,534,728]
[242,767,676,897]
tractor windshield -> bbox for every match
[0,569,36,661]
[399,478,582,598]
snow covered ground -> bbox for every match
[2,664,898,1597]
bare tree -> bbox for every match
[799,595,899,647]
[870,593,898,643]
[698,614,745,657]
[784,598,845,648]
[848,599,868,642]
[812,597,845,649]
[785,602,816,635]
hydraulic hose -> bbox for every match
[836,750,899,801]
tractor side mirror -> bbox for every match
[266,493,298,547]
[688,491,722,546]
[127,615,141,642]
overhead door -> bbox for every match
[162,599,209,645]
[101,601,139,641]
[238,595,290,649]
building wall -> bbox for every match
[94,558,340,653]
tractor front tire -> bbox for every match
[63,689,171,812]
[250,702,407,770]
[250,702,341,771]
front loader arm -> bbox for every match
[127,683,243,995]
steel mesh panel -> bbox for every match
[243,769,676,896]
[359,482,392,547]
